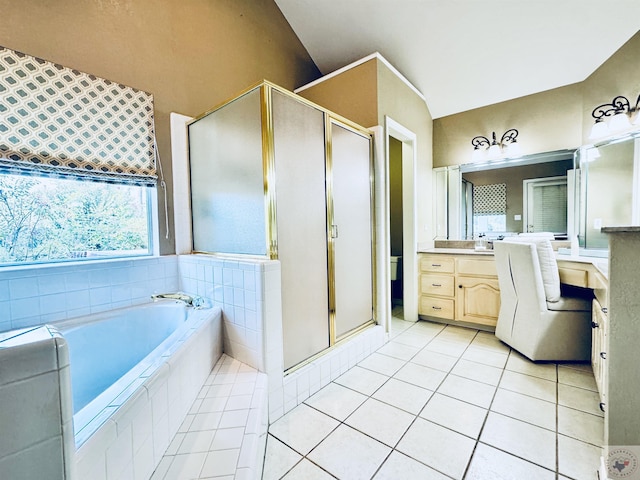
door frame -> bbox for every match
[385,117,418,323]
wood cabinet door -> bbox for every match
[456,277,500,326]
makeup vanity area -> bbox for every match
[427,134,640,479]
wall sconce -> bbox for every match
[589,94,640,140]
[471,129,521,162]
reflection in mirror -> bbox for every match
[450,150,575,240]
[579,135,640,250]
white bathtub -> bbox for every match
[54,300,222,480]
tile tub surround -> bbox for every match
[0,255,179,333]
[264,320,604,480]
[75,306,223,480]
[0,325,74,480]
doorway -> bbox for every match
[385,117,418,323]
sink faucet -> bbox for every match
[151,292,205,308]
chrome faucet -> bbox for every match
[151,292,205,308]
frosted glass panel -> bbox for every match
[188,89,266,255]
[272,91,330,370]
[331,123,373,338]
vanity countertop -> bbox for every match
[418,248,494,256]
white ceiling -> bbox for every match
[275,0,640,118]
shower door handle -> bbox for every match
[331,224,339,239]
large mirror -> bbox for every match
[434,150,576,240]
[578,135,640,250]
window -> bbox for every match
[0,173,152,265]
[0,46,157,266]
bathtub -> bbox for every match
[54,300,223,480]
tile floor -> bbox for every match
[263,315,603,480]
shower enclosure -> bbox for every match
[188,81,375,370]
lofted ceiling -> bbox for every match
[275,0,640,118]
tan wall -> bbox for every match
[0,0,320,254]
[581,32,640,144]
[434,30,640,168]
[295,59,379,127]
[376,60,434,244]
[433,85,583,167]
[463,160,573,233]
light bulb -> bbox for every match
[505,141,521,158]
[633,110,640,126]
[609,111,631,132]
[589,120,609,140]
[486,143,502,159]
[471,148,485,162]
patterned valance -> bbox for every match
[473,183,507,216]
[0,46,156,186]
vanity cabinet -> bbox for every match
[591,297,608,407]
[419,253,500,328]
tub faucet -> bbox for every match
[151,292,205,308]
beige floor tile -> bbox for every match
[396,417,475,479]
[558,365,598,391]
[438,324,478,340]
[177,429,215,454]
[262,435,302,480]
[376,341,421,361]
[558,405,604,446]
[437,374,497,408]
[505,352,557,382]
[465,443,555,480]
[462,346,509,368]
[345,398,415,447]
[450,358,503,386]
[470,331,511,354]
[280,459,334,480]
[393,362,447,390]
[419,392,487,439]
[200,448,240,477]
[358,352,406,376]
[269,403,339,455]
[558,383,603,417]
[424,338,469,357]
[411,349,458,372]
[373,450,451,480]
[393,330,434,348]
[480,412,556,470]
[411,320,446,336]
[499,370,556,403]
[334,365,389,396]
[304,382,367,421]
[372,377,433,415]
[490,388,556,431]
[308,424,391,480]
[558,434,602,480]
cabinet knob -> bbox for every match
[458,285,463,289]
[601,307,608,314]
[431,263,441,267]
[599,402,606,413]
[432,283,442,287]
[432,306,442,310]
[600,351,607,360]
[591,321,599,329]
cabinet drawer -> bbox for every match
[456,257,497,277]
[419,296,455,320]
[421,274,455,297]
[559,267,588,288]
[420,255,455,274]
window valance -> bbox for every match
[473,183,507,216]
[0,46,156,186]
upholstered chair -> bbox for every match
[493,238,592,361]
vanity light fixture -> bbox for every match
[589,94,640,140]
[471,129,521,162]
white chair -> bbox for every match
[493,238,592,361]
